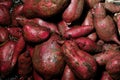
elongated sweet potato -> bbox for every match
[61,65,76,80]
[32,33,65,80]
[7,27,22,39]
[101,72,113,80]
[0,41,16,78]
[62,0,84,23]
[93,3,120,45]
[0,27,9,43]
[94,50,120,66]
[23,0,70,18]
[62,40,97,80]
[75,37,102,53]
[106,55,120,80]
[64,25,93,39]
[23,22,50,43]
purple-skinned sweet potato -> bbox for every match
[62,40,97,80]
[75,37,102,53]
[16,16,59,34]
[61,65,76,80]
[58,20,70,36]
[94,50,120,66]
[23,22,50,43]
[64,25,94,39]
[62,0,84,23]
[7,27,22,39]
[32,33,65,80]
[0,5,11,25]
[100,71,113,80]
[106,55,120,80]
[23,0,70,18]
[93,3,120,45]
[0,27,9,43]
[0,41,16,78]
[17,50,32,79]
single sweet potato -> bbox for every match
[23,22,50,43]
[62,0,84,23]
[32,33,65,80]
[62,40,97,80]
[100,71,113,80]
[61,65,77,80]
[64,25,94,39]
[93,3,120,45]
[75,37,102,53]
[7,27,22,39]
[0,27,9,43]
[23,0,70,18]
[106,55,120,80]
[0,41,16,78]
[94,50,120,66]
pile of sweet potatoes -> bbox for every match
[1,0,120,80]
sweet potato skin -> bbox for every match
[62,40,97,80]
[32,34,65,80]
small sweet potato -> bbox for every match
[64,25,94,39]
[62,0,84,23]
[100,72,113,80]
[62,40,97,80]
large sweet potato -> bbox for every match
[62,40,97,80]
[23,0,70,18]
[32,33,65,80]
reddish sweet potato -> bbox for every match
[62,0,84,23]
[106,55,120,80]
[75,37,102,53]
[0,0,12,9]
[64,25,94,39]
[94,50,120,66]
[62,40,97,80]
[87,32,97,41]
[7,27,22,39]
[61,65,76,80]
[93,3,120,45]
[100,72,113,80]
[33,70,43,80]
[17,51,32,79]
[0,27,9,43]
[23,22,50,43]
[0,41,16,78]
[0,5,11,25]
[16,16,59,34]
[58,20,70,36]
[23,0,70,18]
[32,34,65,80]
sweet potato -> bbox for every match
[87,32,97,41]
[0,5,10,25]
[0,41,16,78]
[23,22,50,43]
[94,50,120,66]
[106,55,120,80]
[0,27,9,43]
[16,16,59,34]
[61,65,77,80]
[75,37,102,53]
[17,50,32,79]
[32,33,65,80]
[62,40,97,80]
[58,20,70,36]
[23,0,70,18]
[100,71,113,80]
[7,27,22,39]
[64,25,94,39]
[62,0,84,23]
[93,3,120,45]
[0,0,12,9]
